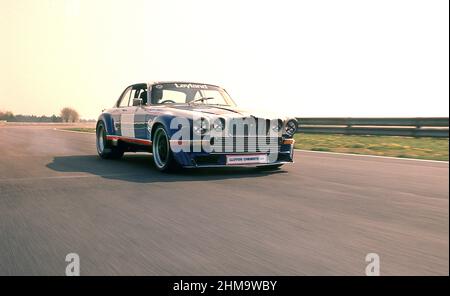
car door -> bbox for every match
[133,88,150,140]
[114,86,133,137]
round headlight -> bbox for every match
[193,118,209,135]
[213,118,225,132]
[284,120,297,137]
[272,119,283,132]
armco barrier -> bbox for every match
[296,117,449,137]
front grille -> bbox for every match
[227,118,272,136]
[209,137,280,154]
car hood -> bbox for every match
[148,104,289,121]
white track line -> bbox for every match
[53,128,95,135]
[295,149,449,164]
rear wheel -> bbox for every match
[152,126,177,172]
[96,121,124,159]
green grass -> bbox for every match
[62,127,448,161]
[294,133,449,161]
[62,127,96,133]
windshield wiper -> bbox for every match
[189,97,215,105]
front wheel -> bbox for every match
[96,121,124,159]
[152,126,178,172]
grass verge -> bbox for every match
[294,133,449,161]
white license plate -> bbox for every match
[226,154,268,165]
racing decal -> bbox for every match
[133,114,148,139]
[106,135,152,146]
[120,114,135,138]
[110,113,121,135]
[174,83,208,89]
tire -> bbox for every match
[96,121,124,159]
[152,125,178,172]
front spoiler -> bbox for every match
[182,160,293,169]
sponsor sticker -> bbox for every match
[226,154,268,165]
[174,83,209,89]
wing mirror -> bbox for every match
[133,98,143,106]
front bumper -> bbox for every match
[170,138,295,168]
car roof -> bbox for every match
[146,81,222,88]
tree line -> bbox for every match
[0,108,82,123]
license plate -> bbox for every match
[226,154,268,165]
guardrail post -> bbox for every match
[413,118,420,138]
[415,118,421,129]
[345,118,352,135]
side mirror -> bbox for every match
[133,98,143,106]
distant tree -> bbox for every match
[0,110,14,121]
[60,107,80,123]
[51,114,61,122]
[0,110,63,122]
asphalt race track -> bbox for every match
[0,124,448,275]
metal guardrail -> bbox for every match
[296,117,449,137]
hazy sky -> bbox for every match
[1,0,448,119]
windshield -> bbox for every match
[150,83,236,106]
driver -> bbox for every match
[151,88,163,104]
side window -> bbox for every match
[129,89,139,106]
[131,89,139,100]
[118,87,132,107]
[137,89,148,105]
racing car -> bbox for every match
[96,81,297,171]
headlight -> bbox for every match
[272,119,283,133]
[193,118,209,135]
[284,120,297,137]
[213,118,225,132]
